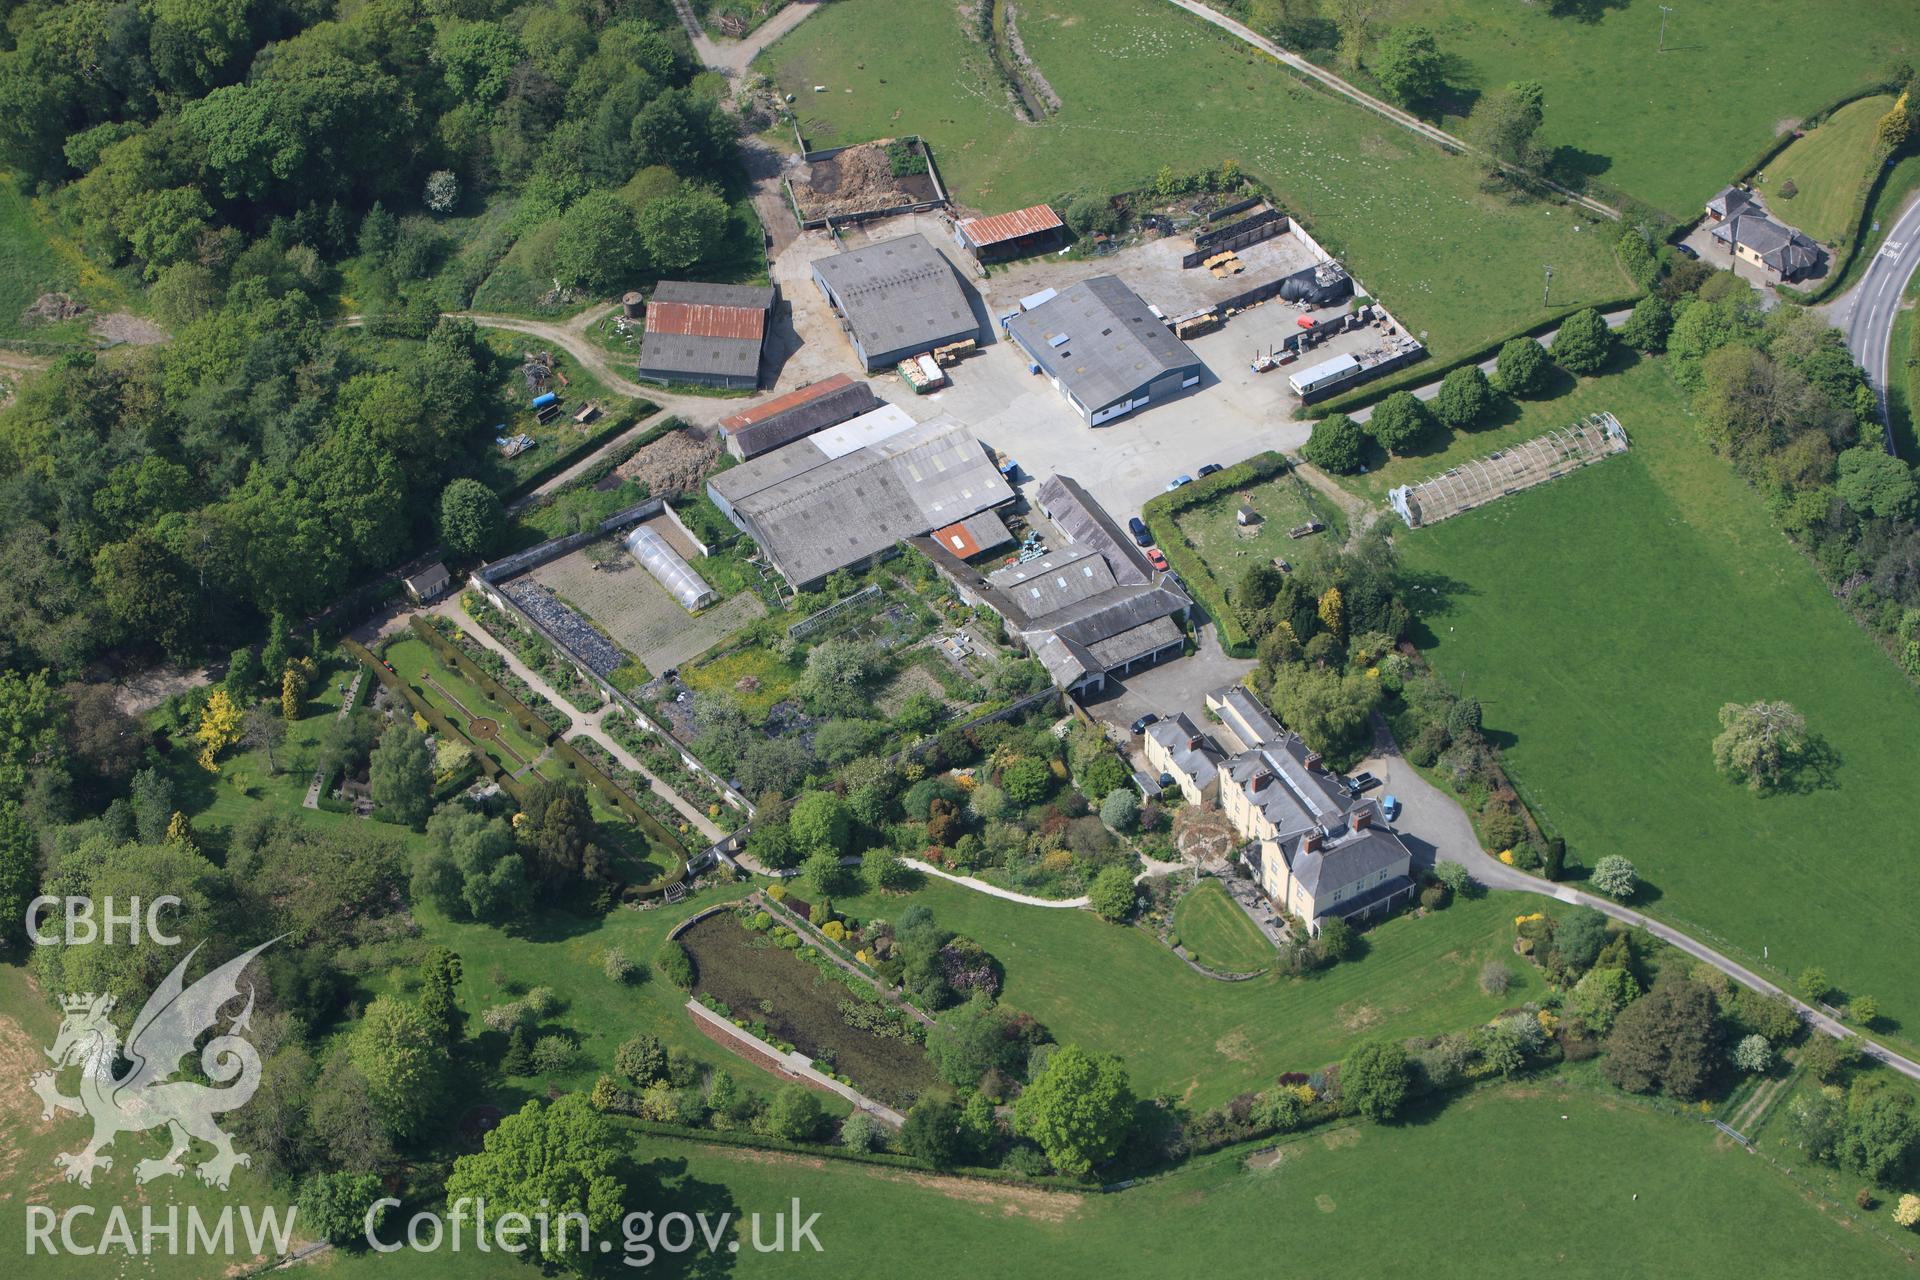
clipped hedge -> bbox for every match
[1140,451,1291,658]
[410,615,555,742]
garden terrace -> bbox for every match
[678,910,936,1108]
[1169,877,1274,975]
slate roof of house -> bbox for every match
[1710,210,1823,276]
[1006,276,1200,411]
[1034,474,1154,586]
[1208,683,1285,753]
[1706,186,1757,218]
[1146,713,1225,791]
[405,563,451,596]
[1223,733,1351,839]
[956,204,1064,249]
[811,234,976,357]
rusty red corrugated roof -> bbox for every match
[719,373,855,432]
[931,519,985,559]
[958,204,1064,248]
[646,301,767,341]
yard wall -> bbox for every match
[1140,451,1294,658]
[786,135,951,230]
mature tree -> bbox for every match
[1553,906,1610,971]
[298,1171,387,1245]
[518,779,602,890]
[348,995,449,1140]
[445,1096,627,1269]
[1789,1088,1843,1162]
[1342,1040,1412,1121]
[1838,1085,1920,1181]
[1602,971,1721,1100]
[1371,24,1445,104]
[0,669,67,799]
[797,638,881,715]
[1495,338,1551,396]
[0,806,37,954]
[368,723,433,828]
[927,994,1025,1088]
[1099,787,1139,831]
[1000,756,1055,806]
[800,846,848,900]
[1836,446,1920,520]
[1087,865,1136,922]
[900,1095,963,1165]
[1300,414,1369,474]
[1567,966,1638,1035]
[417,807,526,923]
[1619,294,1673,353]
[1432,365,1494,431]
[32,837,232,1001]
[1259,661,1381,759]
[242,703,287,774]
[1732,1034,1772,1074]
[1326,0,1389,70]
[439,478,504,559]
[1712,700,1811,793]
[1802,1031,1862,1085]
[1471,79,1547,172]
[1549,307,1615,375]
[1013,1045,1135,1177]
[637,188,730,272]
[656,937,695,988]
[1590,854,1638,901]
[550,190,643,293]
[765,1082,825,1142]
[1368,392,1438,455]
[789,790,852,856]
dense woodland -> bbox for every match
[0,0,746,674]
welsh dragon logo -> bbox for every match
[32,938,278,1190]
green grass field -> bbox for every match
[1174,465,1346,583]
[762,0,1629,364]
[1388,356,1920,1042]
[1368,0,1920,218]
[833,879,1545,1109]
[1752,95,1892,243]
[0,178,105,344]
[1170,879,1274,973]
[301,1082,1912,1279]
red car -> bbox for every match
[1145,547,1170,571]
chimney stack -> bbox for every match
[1302,829,1324,854]
[1252,769,1272,791]
[1304,751,1324,772]
[1353,807,1372,831]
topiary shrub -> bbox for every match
[1300,414,1370,474]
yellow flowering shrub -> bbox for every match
[822,920,846,942]
[1498,849,1515,866]
[1041,849,1074,875]
[767,883,786,900]
[1291,1084,1317,1104]
[194,689,245,771]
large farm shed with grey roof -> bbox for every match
[810,234,978,371]
[636,281,776,390]
[707,408,1013,589]
[716,374,882,460]
[1006,276,1203,425]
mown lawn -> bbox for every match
[761,0,1629,364]
[1390,355,1920,1044]
[1362,0,1920,218]
[834,879,1546,1110]
[310,1082,1912,1280]
[1174,464,1346,584]
[1170,878,1274,973]
[1752,95,1893,244]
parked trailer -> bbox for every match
[1286,353,1360,398]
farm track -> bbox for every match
[1160,0,1619,222]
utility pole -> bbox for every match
[1542,264,1554,308]
[1658,5,1674,52]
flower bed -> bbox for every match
[461,592,603,713]
[569,735,707,843]
[427,614,572,734]
[604,710,741,830]
[678,910,935,1109]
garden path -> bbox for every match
[430,599,727,841]
[302,668,365,810]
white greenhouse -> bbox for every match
[624,526,718,611]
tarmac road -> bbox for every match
[1830,186,1920,451]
